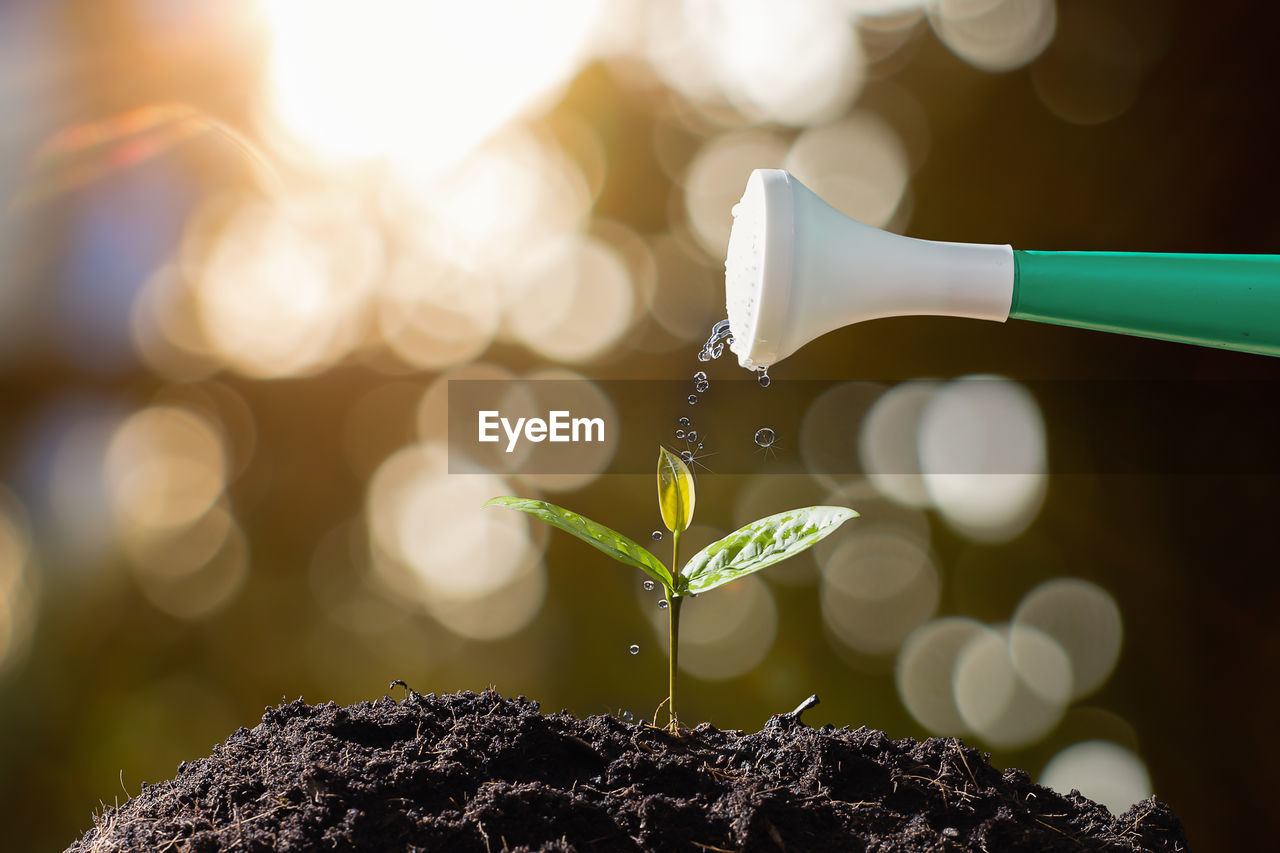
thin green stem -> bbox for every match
[668,595,682,731]
[668,530,681,731]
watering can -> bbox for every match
[723,169,1280,368]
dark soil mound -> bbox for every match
[68,688,1188,852]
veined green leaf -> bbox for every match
[657,447,695,534]
[679,506,857,595]
[485,497,673,588]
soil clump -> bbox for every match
[68,688,1189,852]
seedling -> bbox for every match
[486,447,857,732]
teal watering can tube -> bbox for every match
[1010,251,1280,356]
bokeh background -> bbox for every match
[2,0,1278,850]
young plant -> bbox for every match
[486,447,857,732]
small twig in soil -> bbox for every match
[787,694,820,719]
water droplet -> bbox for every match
[651,531,663,541]
[680,450,693,462]
[754,427,776,448]
[693,371,707,382]
[686,430,698,443]
[695,380,709,393]
[629,644,640,655]
[643,580,655,591]
[658,599,669,609]
[698,319,732,361]
[677,417,691,428]
[675,429,685,440]
[622,709,634,722]
[696,443,704,451]
[687,395,698,405]
[756,366,771,388]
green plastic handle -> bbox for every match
[1011,251,1280,356]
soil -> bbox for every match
[68,688,1189,852]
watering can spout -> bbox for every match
[725,169,1280,367]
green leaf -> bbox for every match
[485,497,673,588]
[657,447,695,534]
[679,506,858,595]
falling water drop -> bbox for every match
[658,599,669,610]
[680,450,693,462]
[687,395,698,405]
[629,644,640,655]
[675,429,685,440]
[678,417,691,428]
[622,710,635,722]
[643,580,655,591]
[686,430,698,443]
[756,367,771,388]
[651,531,663,541]
[696,443,704,451]
[693,371,707,383]
[695,380,710,393]
[699,319,733,361]
[754,428,776,448]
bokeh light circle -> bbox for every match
[683,130,788,257]
[954,623,1071,749]
[1014,578,1123,699]
[821,529,939,657]
[784,112,911,230]
[859,380,940,508]
[103,405,227,535]
[366,441,546,641]
[1040,740,1153,815]
[918,376,1046,542]
[896,616,989,735]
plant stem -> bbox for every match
[668,595,682,731]
[668,529,682,731]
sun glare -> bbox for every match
[257,0,605,173]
